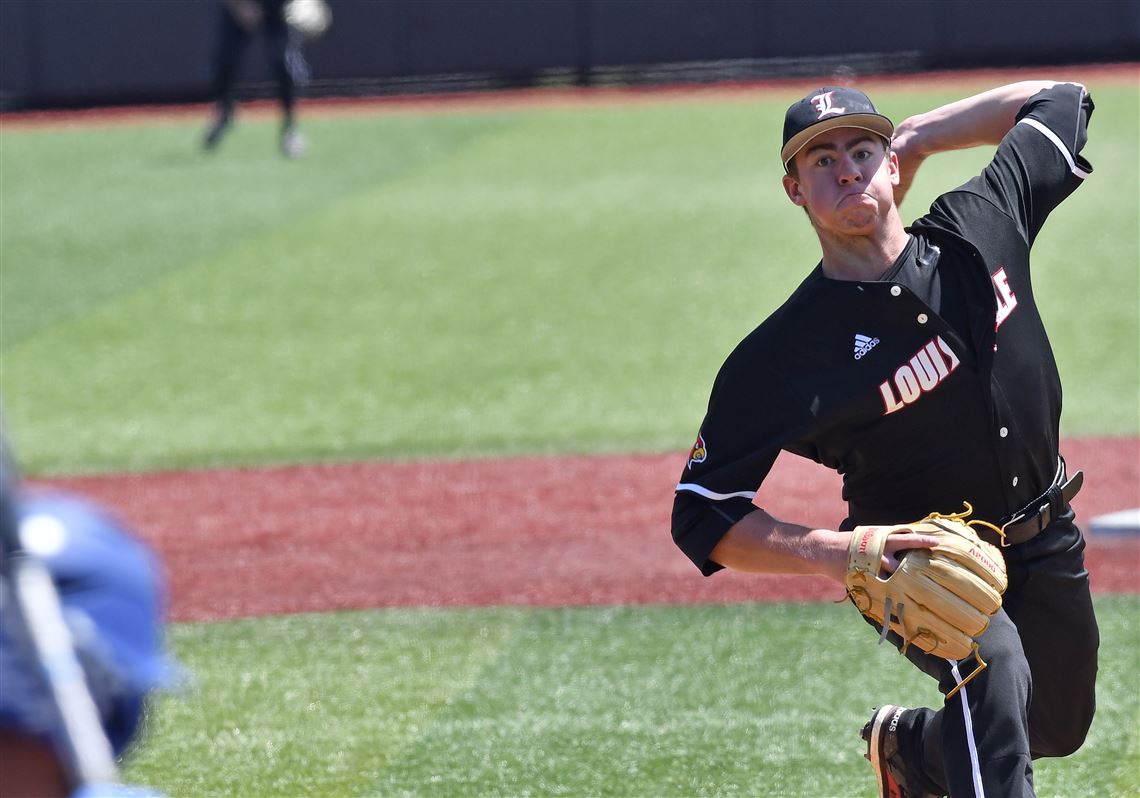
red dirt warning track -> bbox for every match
[3,63,1134,131]
[36,438,1139,623]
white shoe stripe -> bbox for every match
[869,706,892,797]
[950,660,986,798]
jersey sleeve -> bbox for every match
[927,83,1094,247]
[671,330,812,575]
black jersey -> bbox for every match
[673,84,1094,576]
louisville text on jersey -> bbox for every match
[992,267,1018,329]
[879,335,961,415]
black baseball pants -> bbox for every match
[890,509,1099,797]
[209,0,298,123]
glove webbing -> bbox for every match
[876,594,988,700]
[864,503,998,699]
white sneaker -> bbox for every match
[281,128,307,159]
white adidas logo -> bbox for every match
[854,333,880,360]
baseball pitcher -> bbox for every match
[672,81,1098,798]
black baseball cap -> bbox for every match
[781,86,894,169]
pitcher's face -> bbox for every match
[782,128,899,236]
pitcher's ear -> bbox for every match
[783,173,806,207]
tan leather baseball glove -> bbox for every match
[845,504,1008,696]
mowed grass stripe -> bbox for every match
[124,598,1139,797]
[1,113,519,347]
[3,85,1136,475]
[5,102,780,472]
[127,608,532,797]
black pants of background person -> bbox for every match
[885,510,1099,797]
[204,0,307,158]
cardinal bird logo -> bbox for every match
[688,433,707,469]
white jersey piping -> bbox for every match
[675,482,757,501]
[1018,118,1091,179]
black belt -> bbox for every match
[999,457,1084,546]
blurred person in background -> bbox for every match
[0,443,176,797]
[202,0,319,158]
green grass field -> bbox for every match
[3,83,1137,475]
[126,599,1139,797]
[3,78,1138,797]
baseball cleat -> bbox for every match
[861,705,940,798]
